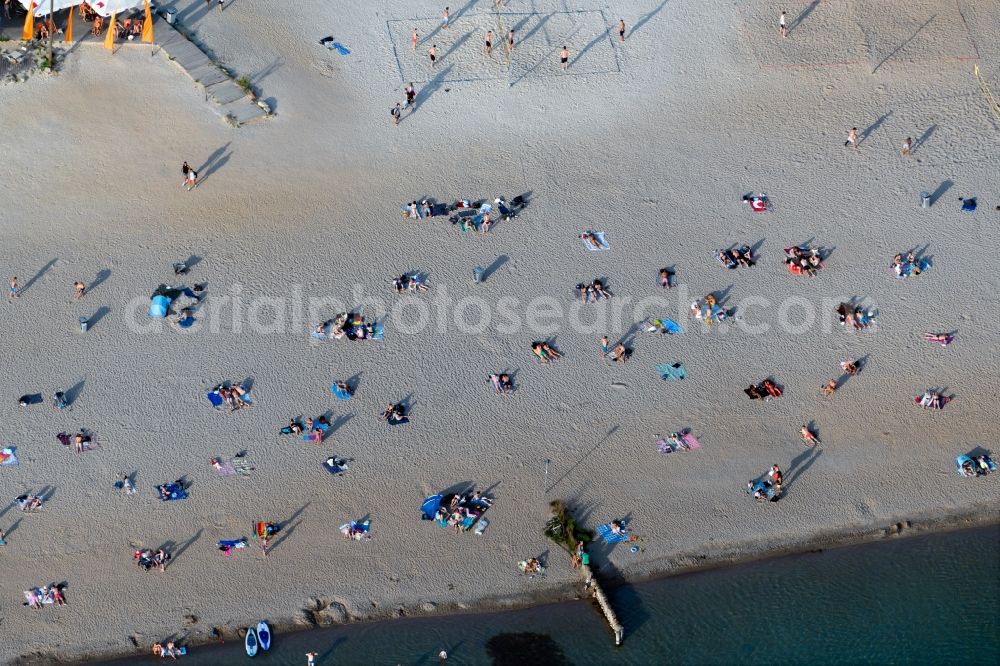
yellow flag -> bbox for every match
[22,3,35,41]
[141,0,154,44]
[103,11,115,50]
[65,5,74,43]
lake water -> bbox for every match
[100,525,1000,665]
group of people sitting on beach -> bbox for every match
[836,303,874,330]
[785,245,824,277]
[488,373,514,394]
[380,402,408,425]
[392,273,429,293]
[434,491,493,533]
[916,390,950,410]
[891,252,923,279]
[958,455,995,478]
[691,293,729,325]
[13,494,43,512]
[717,245,755,269]
[211,383,252,410]
[575,279,612,302]
[747,465,783,502]
[151,642,183,659]
[531,341,563,363]
[282,415,332,442]
[23,583,67,608]
[744,378,783,400]
[78,3,145,38]
[56,430,94,454]
[134,548,171,572]
[821,359,860,396]
[312,311,380,341]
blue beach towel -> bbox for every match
[156,483,188,502]
[331,384,352,400]
[371,323,385,340]
[656,362,687,380]
[597,523,630,544]
[207,391,224,408]
[331,42,350,56]
[961,198,977,212]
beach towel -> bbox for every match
[217,538,247,549]
[156,483,188,502]
[303,431,323,443]
[331,383,352,400]
[214,460,237,476]
[656,438,676,454]
[339,520,370,540]
[581,231,609,252]
[323,457,350,475]
[656,362,687,381]
[18,393,43,406]
[461,513,479,530]
[371,323,385,340]
[331,42,350,55]
[597,523,630,544]
[474,517,490,535]
[177,316,196,329]
[681,432,702,450]
[658,319,683,334]
[207,391,224,408]
[961,198,977,212]
[232,455,254,476]
[57,432,71,447]
[0,447,18,465]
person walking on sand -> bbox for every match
[185,166,198,190]
[428,44,438,68]
[617,18,626,43]
[9,276,18,299]
[218,0,224,12]
[485,29,493,57]
[845,127,859,149]
[506,29,515,54]
[0,528,6,546]
[442,6,449,29]
[601,335,610,355]
[404,83,416,111]
[391,102,402,126]
[901,136,913,157]
[411,28,418,50]
[559,46,569,70]
[181,161,191,187]
[779,11,787,38]
[73,281,86,300]
[306,652,318,666]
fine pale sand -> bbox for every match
[1,0,999,662]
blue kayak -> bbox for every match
[245,627,258,657]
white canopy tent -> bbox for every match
[19,0,145,17]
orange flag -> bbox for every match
[22,3,35,41]
[103,11,115,50]
[65,5,74,43]
[141,0,154,44]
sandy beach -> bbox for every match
[1,0,999,662]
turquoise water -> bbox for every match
[101,526,1000,665]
